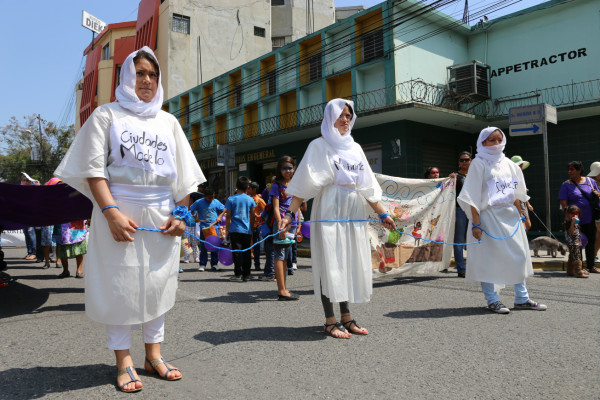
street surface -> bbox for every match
[0,246,598,399]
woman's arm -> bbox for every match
[87,177,138,242]
[559,199,568,216]
[367,200,396,230]
[159,195,189,236]
[471,206,482,240]
[279,196,305,231]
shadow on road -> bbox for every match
[0,280,84,319]
[199,289,314,304]
[373,276,438,289]
[194,326,327,344]
[385,306,486,319]
[0,363,113,399]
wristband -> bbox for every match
[102,205,119,213]
[378,212,389,221]
[472,223,481,230]
[172,205,196,227]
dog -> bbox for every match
[530,236,567,258]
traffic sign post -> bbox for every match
[508,104,557,236]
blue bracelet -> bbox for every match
[172,205,196,227]
[378,212,390,221]
[101,205,119,213]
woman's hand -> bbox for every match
[159,216,187,236]
[104,208,138,242]
[472,226,482,241]
[382,215,395,230]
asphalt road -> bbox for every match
[0,246,598,399]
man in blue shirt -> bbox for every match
[224,176,256,281]
[190,187,225,271]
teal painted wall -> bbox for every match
[468,0,600,98]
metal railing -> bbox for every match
[189,78,600,151]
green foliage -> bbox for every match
[0,114,74,183]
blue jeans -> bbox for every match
[199,231,218,267]
[287,241,297,272]
[263,238,274,277]
[24,227,36,255]
[453,206,469,274]
[481,281,529,305]
[252,228,261,269]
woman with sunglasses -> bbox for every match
[280,99,395,338]
[453,151,471,278]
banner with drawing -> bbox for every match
[368,174,456,276]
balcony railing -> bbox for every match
[189,78,600,151]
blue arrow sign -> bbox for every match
[511,124,540,134]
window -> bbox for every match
[265,71,276,96]
[173,14,190,34]
[206,95,214,116]
[102,43,110,60]
[254,26,266,38]
[115,65,121,88]
[271,0,285,5]
[272,36,286,49]
[233,85,242,108]
[308,53,322,81]
[361,29,384,63]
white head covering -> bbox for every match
[321,98,357,151]
[115,46,163,117]
[475,126,506,166]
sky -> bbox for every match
[0,0,548,132]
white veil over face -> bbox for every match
[115,46,164,117]
[321,98,357,151]
[475,126,506,166]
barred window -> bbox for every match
[271,0,285,5]
[361,29,384,63]
[266,71,276,96]
[254,26,266,37]
[173,14,190,34]
[233,85,242,107]
[308,53,322,81]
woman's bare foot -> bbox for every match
[341,315,369,335]
[116,366,142,392]
[144,357,182,380]
[324,321,352,339]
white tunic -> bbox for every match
[287,137,382,303]
[54,103,204,325]
[457,157,533,285]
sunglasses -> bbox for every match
[281,166,294,171]
[459,158,471,162]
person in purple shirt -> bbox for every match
[559,160,600,273]
[224,176,256,281]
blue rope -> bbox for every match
[134,217,526,252]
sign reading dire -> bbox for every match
[82,10,106,35]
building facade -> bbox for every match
[164,0,600,233]
[76,0,335,129]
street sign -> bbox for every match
[82,10,106,34]
[217,145,235,167]
[508,104,544,124]
[544,103,557,124]
[509,122,545,137]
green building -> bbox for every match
[164,0,600,233]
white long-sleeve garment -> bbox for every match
[55,102,205,324]
[457,157,533,285]
[287,137,382,303]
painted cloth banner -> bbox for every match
[368,174,456,276]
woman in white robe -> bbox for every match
[55,47,204,392]
[281,99,395,339]
[457,127,546,314]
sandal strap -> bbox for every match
[117,366,141,389]
[324,322,347,334]
[342,319,361,330]
[148,357,180,379]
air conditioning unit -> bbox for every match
[447,60,490,99]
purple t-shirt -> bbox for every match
[269,182,292,217]
[559,177,599,224]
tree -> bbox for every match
[0,114,75,184]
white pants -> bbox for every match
[106,314,165,350]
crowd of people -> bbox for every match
[2,45,598,394]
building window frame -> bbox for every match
[172,14,191,34]
[271,0,285,5]
[102,43,110,60]
[308,52,322,82]
[254,26,266,38]
[361,28,384,63]
[265,70,276,96]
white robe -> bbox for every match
[287,137,382,303]
[54,102,204,325]
[457,157,533,285]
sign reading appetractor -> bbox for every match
[82,10,106,35]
